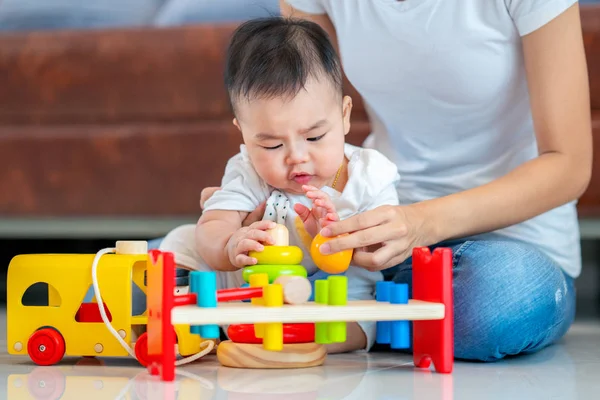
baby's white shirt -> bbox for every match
[203,142,401,274]
[202,142,401,350]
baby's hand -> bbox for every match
[226,220,276,268]
[294,185,339,238]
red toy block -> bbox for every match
[227,323,315,344]
[75,303,112,323]
[147,249,176,382]
[217,287,264,302]
[412,247,454,373]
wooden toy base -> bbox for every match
[216,340,326,369]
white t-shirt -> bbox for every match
[203,142,401,349]
[285,0,582,277]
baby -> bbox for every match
[159,17,401,353]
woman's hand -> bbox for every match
[317,204,428,271]
[294,185,339,237]
[200,186,266,227]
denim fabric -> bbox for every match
[382,240,576,361]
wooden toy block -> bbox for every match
[327,276,348,343]
[145,246,454,380]
[314,280,330,344]
[189,271,219,339]
[249,273,268,306]
[375,281,393,344]
[249,273,268,339]
[390,283,409,349]
[217,287,263,302]
[262,284,284,351]
[274,275,312,305]
[170,299,444,325]
[266,224,290,246]
[147,249,176,381]
[412,247,454,373]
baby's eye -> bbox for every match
[307,133,327,142]
[262,144,283,150]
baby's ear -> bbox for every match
[233,118,242,132]
[342,95,353,135]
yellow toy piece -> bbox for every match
[6,243,204,366]
[262,284,284,351]
[310,233,353,275]
[248,245,303,265]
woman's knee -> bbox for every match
[452,240,575,361]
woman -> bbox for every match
[201,0,592,362]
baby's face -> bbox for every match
[233,78,352,195]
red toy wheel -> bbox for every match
[27,328,66,366]
[135,333,150,367]
[228,323,314,344]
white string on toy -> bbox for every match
[91,248,214,367]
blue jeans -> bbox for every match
[382,240,576,362]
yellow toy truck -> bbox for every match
[6,241,206,366]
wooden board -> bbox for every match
[171,299,444,325]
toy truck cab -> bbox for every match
[6,248,202,366]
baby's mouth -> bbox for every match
[291,173,313,184]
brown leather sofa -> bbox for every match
[0,6,599,231]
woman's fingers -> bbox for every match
[320,206,394,238]
[318,225,389,254]
[352,243,410,271]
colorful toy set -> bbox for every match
[6,224,454,382]
[6,241,206,367]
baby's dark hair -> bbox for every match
[224,17,343,112]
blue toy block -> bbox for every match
[240,283,251,303]
[390,283,410,349]
[375,281,393,344]
[189,271,220,339]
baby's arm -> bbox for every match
[196,210,275,271]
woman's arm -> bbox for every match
[421,2,591,243]
[317,3,592,270]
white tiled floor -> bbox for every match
[2,316,599,399]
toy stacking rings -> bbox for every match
[242,264,307,284]
[248,246,303,265]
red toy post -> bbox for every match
[412,247,454,373]
[147,249,177,381]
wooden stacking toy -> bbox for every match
[217,224,327,368]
